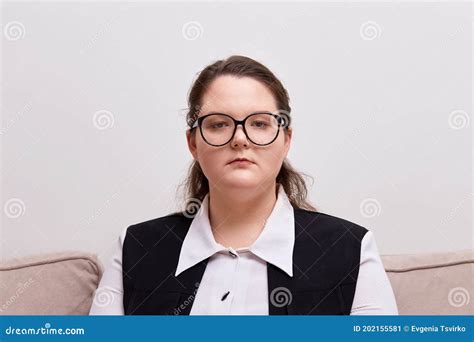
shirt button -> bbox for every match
[228,250,238,258]
[221,291,230,301]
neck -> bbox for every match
[208,182,279,249]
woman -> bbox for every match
[89,55,398,315]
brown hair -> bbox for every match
[177,55,317,215]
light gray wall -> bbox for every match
[1,1,472,267]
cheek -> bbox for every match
[195,142,225,176]
[258,144,286,173]
[268,135,288,160]
[195,134,213,158]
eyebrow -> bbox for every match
[202,110,275,116]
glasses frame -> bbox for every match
[190,111,291,147]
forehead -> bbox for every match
[200,75,278,118]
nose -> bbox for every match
[231,124,249,148]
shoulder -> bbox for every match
[294,208,369,243]
[122,212,192,244]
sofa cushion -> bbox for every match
[0,251,102,315]
[381,249,473,315]
[1,250,472,315]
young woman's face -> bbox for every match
[187,75,292,191]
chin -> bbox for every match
[219,175,260,189]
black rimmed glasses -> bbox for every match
[190,111,290,147]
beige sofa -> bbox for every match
[0,250,472,315]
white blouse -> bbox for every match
[89,185,398,315]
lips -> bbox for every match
[228,158,253,164]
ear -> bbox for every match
[186,129,198,160]
[283,127,292,155]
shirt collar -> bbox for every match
[175,183,295,277]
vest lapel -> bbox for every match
[177,253,294,315]
[175,206,301,315]
[174,258,209,315]
[267,262,292,314]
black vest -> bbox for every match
[122,207,368,315]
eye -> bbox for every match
[210,121,229,129]
[252,121,268,128]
